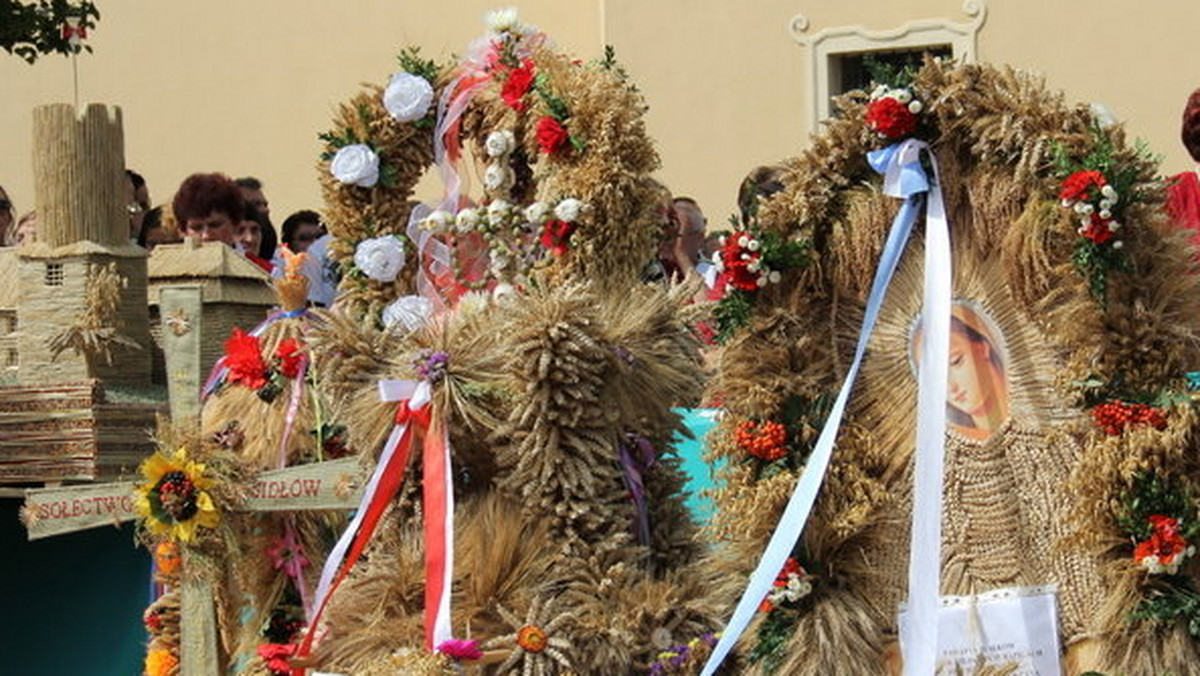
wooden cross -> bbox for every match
[21,455,365,676]
[21,281,362,676]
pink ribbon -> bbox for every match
[275,356,308,468]
[270,518,312,620]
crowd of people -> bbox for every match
[0,170,338,303]
[3,84,1195,313]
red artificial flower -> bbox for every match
[1059,170,1106,203]
[257,643,297,675]
[1134,514,1189,570]
[501,59,536,110]
[865,97,918,139]
[224,328,268,390]
[719,233,761,292]
[776,557,804,586]
[1080,213,1116,245]
[275,338,305,379]
[536,116,571,155]
[540,219,576,256]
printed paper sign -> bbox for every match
[899,585,1062,676]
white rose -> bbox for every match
[1099,209,1112,220]
[383,72,434,123]
[768,270,782,284]
[871,84,888,100]
[1112,240,1124,249]
[485,7,520,33]
[456,208,479,233]
[1108,221,1121,231]
[485,130,516,158]
[523,202,549,223]
[907,100,923,114]
[1101,184,1119,201]
[737,235,749,248]
[892,89,912,104]
[484,163,514,192]
[382,295,433,333]
[554,198,584,223]
[330,144,380,188]
[488,199,511,215]
[746,239,761,252]
[353,235,406,282]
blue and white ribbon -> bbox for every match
[699,138,951,676]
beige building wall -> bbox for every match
[1,0,1196,236]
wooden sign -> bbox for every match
[22,457,365,540]
[243,457,364,512]
[23,480,137,540]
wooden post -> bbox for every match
[160,286,205,421]
[179,554,221,676]
[31,104,127,248]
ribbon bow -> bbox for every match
[699,138,951,676]
[61,23,87,42]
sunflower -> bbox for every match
[134,448,221,542]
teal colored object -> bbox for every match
[672,407,723,522]
[0,499,148,676]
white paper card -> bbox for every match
[898,585,1061,676]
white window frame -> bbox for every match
[790,0,988,133]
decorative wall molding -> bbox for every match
[790,0,987,133]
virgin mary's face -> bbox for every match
[947,329,997,417]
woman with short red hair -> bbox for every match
[1168,88,1200,249]
[171,173,244,246]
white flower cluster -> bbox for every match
[712,234,782,287]
[1064,183,1123,249]
[483,130,517,195]
[420,197,587,236]
[383,71,434,123]
[353,235,406,282]
[1139,545,1196,575]
[765,568,813,607]
[870,83,924,115]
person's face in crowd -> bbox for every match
[126,177,146,238]
[290,221,322,253]
[0,186,12,243]
[15,212,36,247]
[237,219,263,257]
[183,210,236,245]
[674,201,707,263]
[241,188,269,219]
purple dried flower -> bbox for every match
[414,349,450,383]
